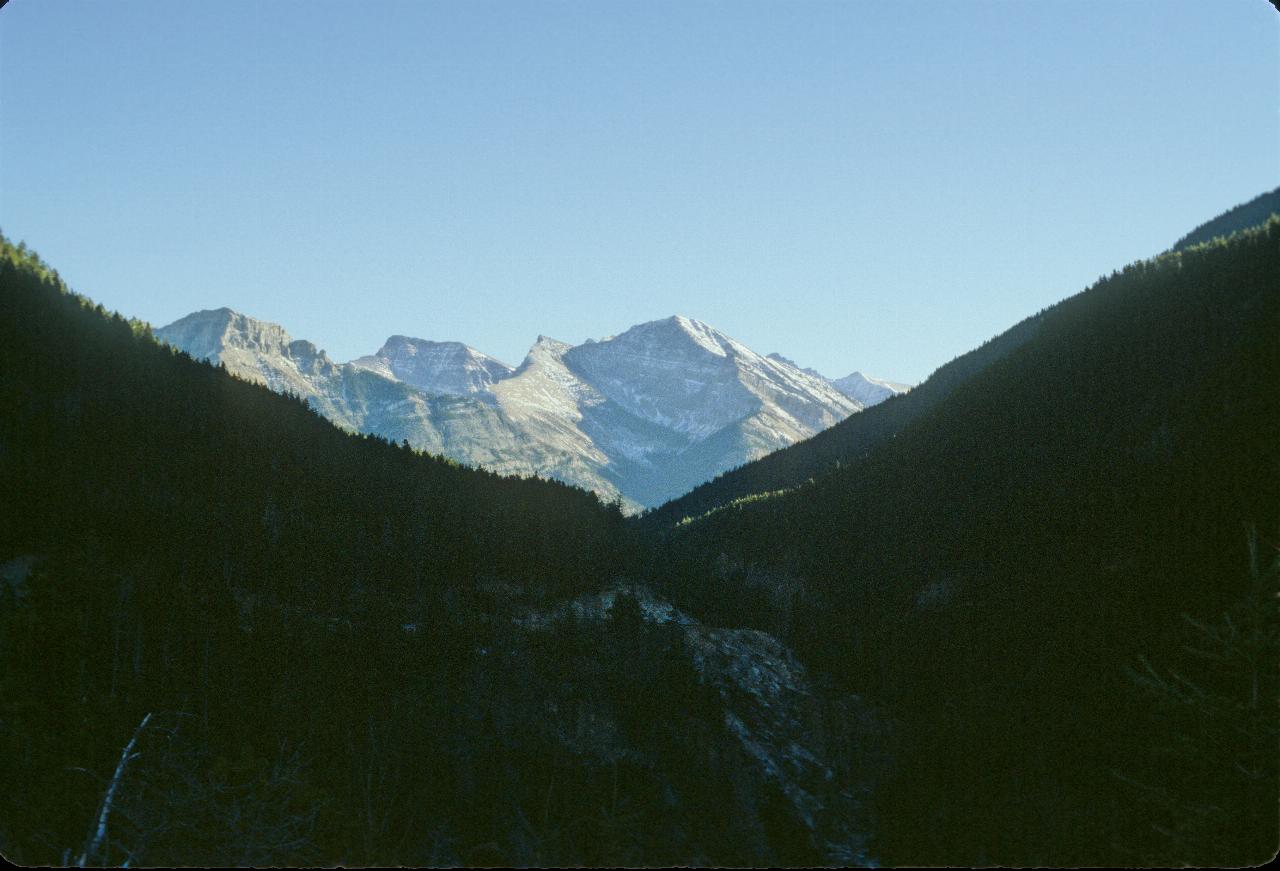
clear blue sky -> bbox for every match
[2,1,1276,384]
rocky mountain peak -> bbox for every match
[158,308,894,509]
[831,371,911,407]
[524,334,574,361]
[350,335,514,397]
[155,308,299,363]
[631,314,744,358]
[563,317,761,440]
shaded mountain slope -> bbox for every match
[0,236,643,864]
[645,187,1280,532]
[640,311,1043,529]
[0,236,883,867]
[651,218,1280,865]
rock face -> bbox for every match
[351,336,514,399]
[154,309,529,471]
[569,317,855,442]
[511,584,886,865]
[157,310,888,510]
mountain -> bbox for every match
[3,193,1276,868]
[155,308,535,473]
[351,335,514,398]
[649,214,1280,864]
[829,371,911,407]
[765,352,910,408]
[0,235,880,867]
[557,317,861,505]
[0,234,653,866]
[156,311,866,510]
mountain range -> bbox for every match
[1,190,1276,868]
[155,311,906,510]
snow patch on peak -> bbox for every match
[350,335,514,398]
[831,371,911,408]
[563,319,757,439]
[765,352,825,380]
[669,314,732,358]
[512,335,575,377]
[531,334,574,355]
[618,315,738,359]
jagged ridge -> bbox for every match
[156,311,888,510]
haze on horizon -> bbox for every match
[1,0,1276,385]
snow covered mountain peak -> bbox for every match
[350,335,514,398]
[157,308,897,510]
[557,316,862,442]
[562,318,759,439]
[523,334,575,362]
[619,314,765,360]
[831,371,911,407]
[662,314,737,357]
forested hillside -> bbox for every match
[0,237,657,864]
[1,198,1276,868]
[0,235,885,867]
[1174,186,1280,251]
[639,313,1042,530]
[647,190,1280,532]
[650,218,1280,865]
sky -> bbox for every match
[1,1,1276,385]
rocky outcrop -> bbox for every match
[512,584,887,864]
